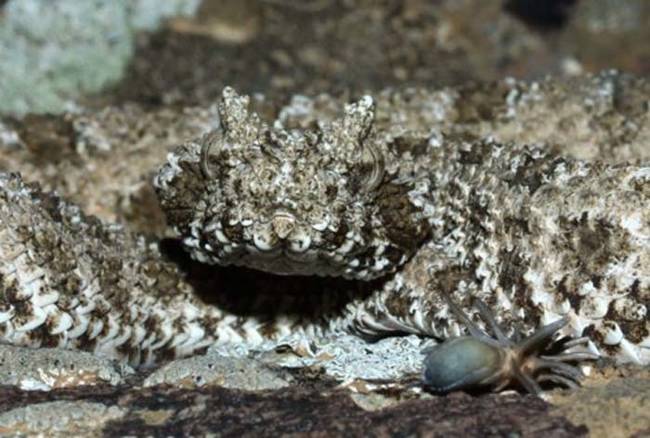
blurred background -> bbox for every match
[0,0,649,116]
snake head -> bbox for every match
[422,297,599,395]
[154,87,432,280]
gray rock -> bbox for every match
[549,366,650,438]
[0,344,134,390]
[0,400,125,436]
[211,333,432,382]
[0,0,201,116]
[143,352,294,391]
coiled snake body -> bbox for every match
[1,85,648,366]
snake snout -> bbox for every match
[271,212,296,240]
[271,212,312,254]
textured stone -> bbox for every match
[0,344,133,390]
[549,365,650,438]
[143,353,294,390]
[0,400,125,436]
[109,0,650,107]
[227,333,431,382]
[0,105,220,234]
[0,0,201,116]
[0,380,591,436]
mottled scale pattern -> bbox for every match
[0,173,298,365]
[156,85,650,365]
[335,139,650,364]
[0,71,649,367]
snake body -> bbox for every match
[1,74,649,366]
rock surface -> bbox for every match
[0,0,201,116]
[0,345,648,436]
[142,353,294,391]
[107,0,650,107]
[0,344,133,390]
[0,365,592,437]
[549,365,650,438]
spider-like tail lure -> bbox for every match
[421,296,599,395]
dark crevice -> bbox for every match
[159,238,377,321]
[505,0,578,31]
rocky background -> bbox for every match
[1,0,649,436]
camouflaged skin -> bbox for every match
[1,72,649,365]
[0,172,280,365]
[156,84,649,365]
